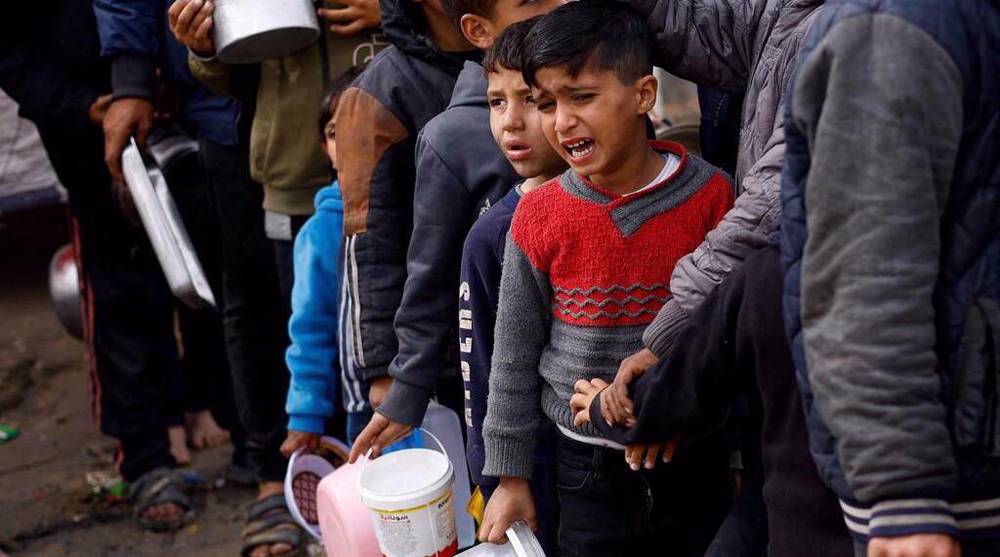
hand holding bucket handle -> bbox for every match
[359,426,448,466]
[348,412,412,462]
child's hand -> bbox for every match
[604,348,660,426]
[479,477,536,544]
[624,437,679,471]
[348,413,412,463]
[368,376,392,408]
[280,430,322,457]
[570,378,610,427]
[167,0,216,57]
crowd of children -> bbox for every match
[6,0,995,555]
[280,1,1000,556]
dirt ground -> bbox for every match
[0,206,281,557]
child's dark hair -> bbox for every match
[521,0,654,88]
[317,64,366,141]
[440,0,497,30]
[482,17,541,75]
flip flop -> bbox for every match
[128,467,193,532]
[241,493,305,557]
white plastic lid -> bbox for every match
[358,448,454,510]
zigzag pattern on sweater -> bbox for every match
[556,307,661,320]
[553,284,669,296]
[552,283,670,321]
[554,294,670,308]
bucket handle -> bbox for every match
[361,426,448,467]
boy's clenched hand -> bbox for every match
[479,477,536,544]
[604,348,659,426]
[168,0,216,57]
[570,378,609,427]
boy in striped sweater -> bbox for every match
[479,2,734,555]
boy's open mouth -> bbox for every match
[504,139,534,162]
[562,138,595,162]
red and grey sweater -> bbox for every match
[482,141,734,479]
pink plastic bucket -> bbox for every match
[316,458,381,557]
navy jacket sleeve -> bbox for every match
[378,136,470,426]
[0,6,102,137]
[459,215,506,487]
[93,0,164,99]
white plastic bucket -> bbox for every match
[358,430,459,557]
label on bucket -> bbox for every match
[369,490,458,557]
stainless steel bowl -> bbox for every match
[48,244,83,340]
[213,0,320,64]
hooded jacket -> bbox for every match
[333,1,475,414]
[285,183,344,434]
[188,1,387,215]
[377,61,519,426]
[633,0,824,358]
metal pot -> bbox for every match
[213,0,320,64]
[48,244,83,340]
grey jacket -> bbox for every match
[634,0,824,357]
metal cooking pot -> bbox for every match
[213,0,320,64]
[48,244,83,340]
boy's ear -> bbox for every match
[460,13,497,50]
[635,74,658,115]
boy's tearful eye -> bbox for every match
[489,97,507,110]
[537,98,556,113]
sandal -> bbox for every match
[241,494,306,557]
[128,467,194,532]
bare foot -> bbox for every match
[168,425,192,466]
[249,482,296,557]
[185,410,230,450]
[141,501,186,526]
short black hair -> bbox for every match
[317,64,366,140]
[440,0,497,30]
[521,0,655,88]
[482,17,541,75]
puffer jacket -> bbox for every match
[188,1,386,215]
[333,0,474,414]
[781,0,1000,542]
[633,0,824,357]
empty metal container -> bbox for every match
[213,0,320,64]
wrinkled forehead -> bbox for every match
[531,65,606,96]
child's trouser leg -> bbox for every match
[555,434,729,557]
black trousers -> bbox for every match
[70,180,180,482]
[167,146,246,461]
[200,140,290,482]
[555,433,731,557]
